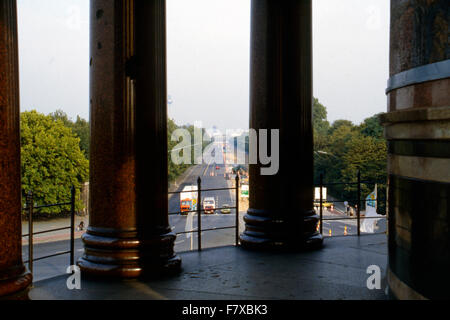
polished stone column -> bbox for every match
[382,0,449,300]
[240,0,323,250]
[0,0,32,298]
[78,0,181,278]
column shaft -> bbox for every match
[0,0,32,298]
[383,0,449,300]
[241,0,323,250]
[78,0,180,278]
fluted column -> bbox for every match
[78,0,181,278]
[382,0,449,300]
[240,0,323,250]
[0,0,32,298]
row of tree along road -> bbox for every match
[21,99,387,219]
[20,110,207,219]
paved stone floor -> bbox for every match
[30,234,388,300]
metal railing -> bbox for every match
[316,171,387,237]
[168,175,240,251]
[22,187,76,275]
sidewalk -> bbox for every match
[22,166,197,246]
[22,215,88,245]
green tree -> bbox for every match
[167,119,209,183]
[21,111,89,217]
[49,109,72,127]
[359,113,384,140]
[168,118,189,182]
[50,110,90,159]
[313,98,330,152]
[315,123,359,193]
[341,134,387,212]
[71,116,90,159]
[311,101,388,212]
[313,98,330,134]
[328,119,355,135]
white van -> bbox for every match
[203,197,216,214]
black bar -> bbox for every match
[357,170,361,236]
[325,232,387,239]
[320,173,323,235]
[22,226,71,238]
[323,216,388,221]
[235,175,240,246]
[322,216,388,221]
[176,230,197,235]
[314,199,365,204]
[169,206,238,216]
[176,226,236,236]
[169,187,235,195]
[202,226,236,233]
[70,186,76,267]
[197,177,202,252]
[21,202,72,211]
[28,251,72,263]
[27,191,33,275]
[318,180,375,187]
[32,202,72,210]
[197,187,237,193]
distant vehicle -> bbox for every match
[180,185,197,215]
[203,197,216,214]
[215,165,220,170]
[241,184,249,198]
[221,204,231,214]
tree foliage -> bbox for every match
[21,111,89,216]
[168,118,190,182]
[313,100,387,213]
[168,119,209,183]
[50,110,90,159]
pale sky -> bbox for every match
[17,0,390,130]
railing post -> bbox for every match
[357,170,361,236]
[235,174,240,246]
[27,191,33,275]
[70,186,76,268]
[319,173,323,235]
[197,177,202,252]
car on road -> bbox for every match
[215,165,220,170]
[203,197,216,214]
[221,204,231,214]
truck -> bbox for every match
[180,185,198,215]
[203,197,216,214]
[313,187,333,210]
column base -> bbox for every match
[78,227,181,279]
[0,267,32,300]
[240,209,323,251]
[387,268,427,300]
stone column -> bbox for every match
[240,0,323,250]
[382,0,449,300]
[0,0,32,298]
[78,0,181,278]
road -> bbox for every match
[23,141,386,282]
[22,239,84,282]
[169,141,240,252]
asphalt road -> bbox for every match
[23,142,386,282]
[22,239,84,283]
[169,142,239,252]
